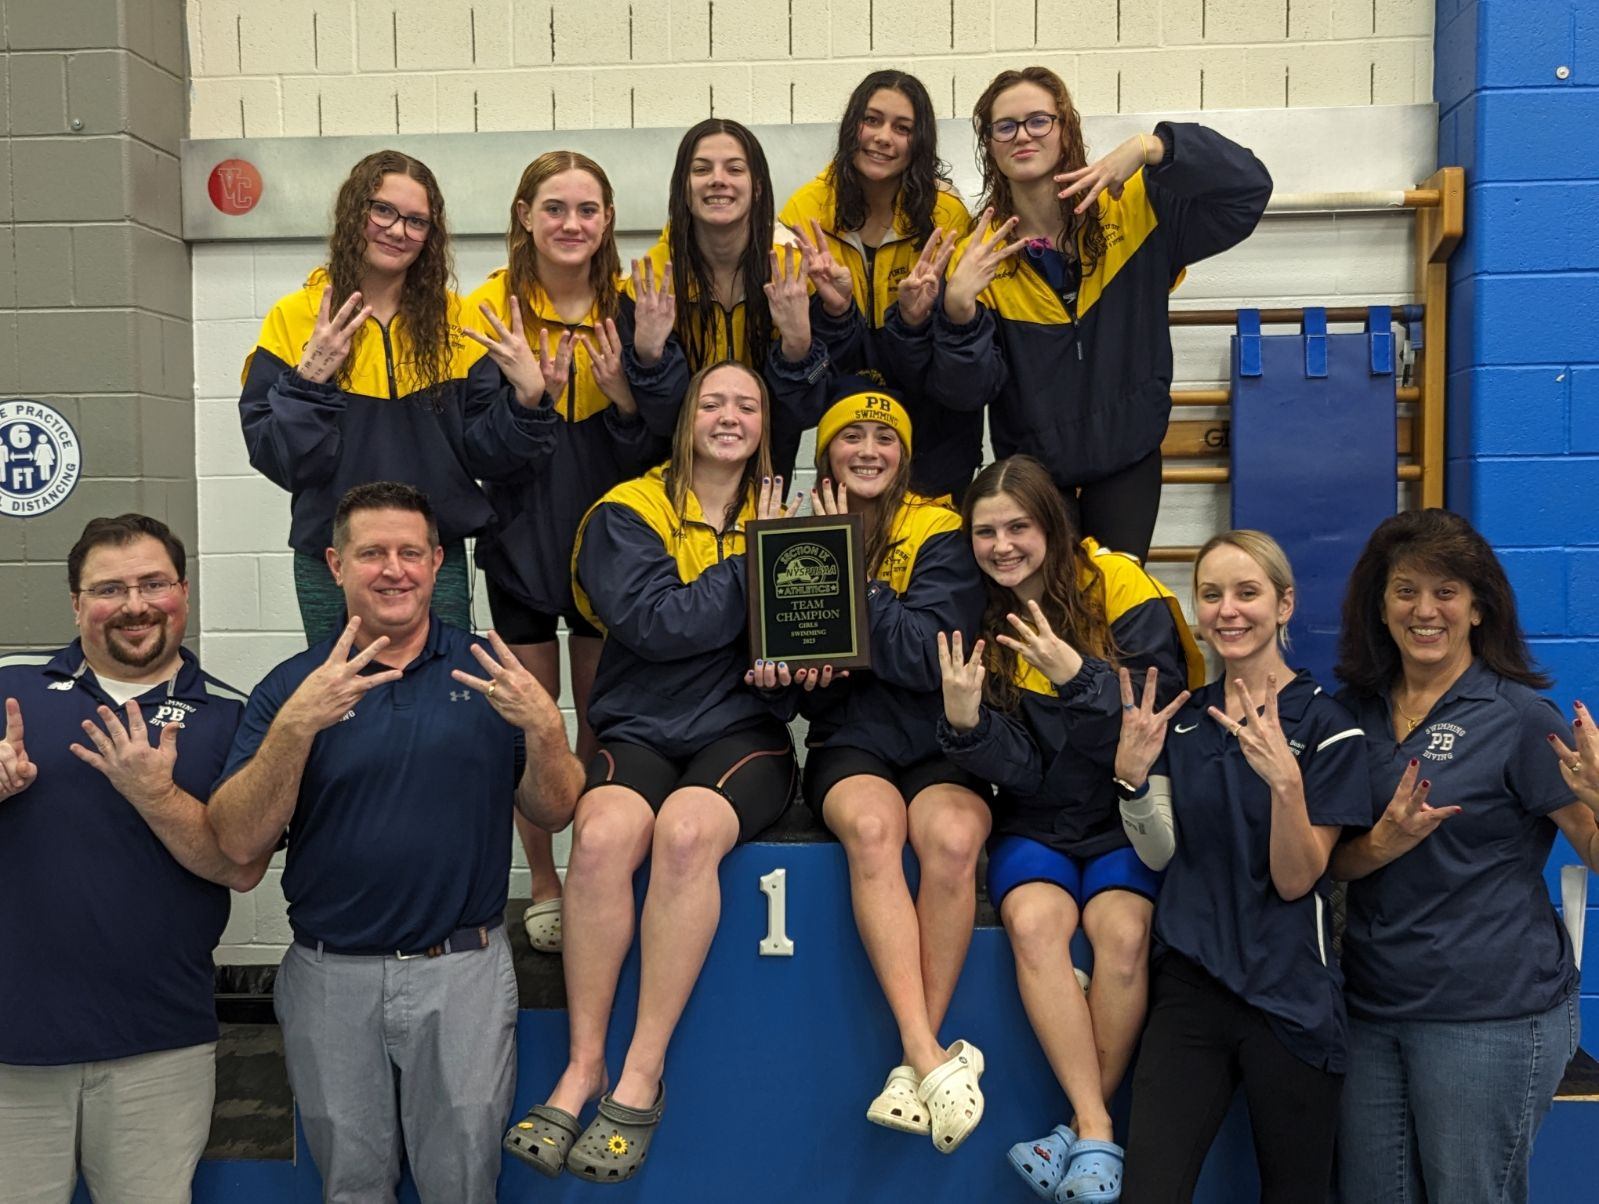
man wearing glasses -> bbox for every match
[0,513,269,1202]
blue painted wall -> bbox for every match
[1437,0,1599,1039]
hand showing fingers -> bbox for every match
[630,258,677,365]
[938,631,986,732]
[69,701,181,811]
[469,296,548,407]
[1114,666,1189,786]
[896,228,954,328]
[944,211,1020,322]
[1213,675,1300,791]
[298,288,372,383]
[809,478,848,516]
[1550,701,1599,810]
[994,599,1084,686]
[765,246,813,352]
[451,631,560,733]
[1380,757,1462,839]
[799,219,854,316]
[1054,136,1150,215]
[0,696,37,798]
[281,618,403,735]
[755,475,787,521]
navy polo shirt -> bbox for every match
[0,644,242,1066]
[1339,661,1578,1023]
[220,617,524,953]
[1152,670,1372,1072]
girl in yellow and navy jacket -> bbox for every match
[934,454,1203,1201]
[881,66,1272,559]
[780,70,976,499]
[622,119,857,487]
[239,150,553,638]
[460,151,662,959]
[505,361,794,1185]
[792,379,990,1156]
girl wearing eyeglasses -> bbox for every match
[241,150,555,639]
[882,66,1272,560]
[778,71,976,498]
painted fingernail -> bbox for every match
[1410,758,1419,766]
[1577,718,1584,728]
[1548,734,1558,742]
[779,662,787,670]
[1420,780,1430,789]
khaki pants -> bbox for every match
[0,1042,216,1204]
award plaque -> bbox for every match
[746,513,871,670]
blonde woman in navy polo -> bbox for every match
[1112,531,1372,1204]
[1330,509,1599,1204]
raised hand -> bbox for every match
[943,209,1022,325]
[764,245,813,361]
[895,227,955,328]
[464,296,548,408]
[1210,675,1300,792]
[996,598,1084,686]
[630,257,676,366]
[1550,699,1599,812]
[938,631,987,733]
[756,475,789,521]
[451,630,562,732]
[70,701,180,811]
[297,287,373,383]
[577,317,635,413]
[1055,134,1159,216]
[1114,665,1191,788]
[0,697,37,799]
[794,219,854,317]
[279,618,404,735]
[1377,757,1460,839]
[808,477,849,516]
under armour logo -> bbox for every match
[450,689,471,702]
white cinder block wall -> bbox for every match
[189,0,1434,962]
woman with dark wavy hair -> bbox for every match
[1331,508,1598,1204]
[624,118,855,485]
[882,65,1272,558]
[240,149,553,638]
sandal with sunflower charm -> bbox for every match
[565,1085,666,1183]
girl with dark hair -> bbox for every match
[461,150,661,956]
[882,65,1272,558]
[503,361,795,1185]
[1330,508,1598,1204]
[795,377,989,1155]
[1113,531,1371,1204]
[935,455,1200,1201]
[625,118,855,485]
[779,71,976,499]
[240,150,553,638]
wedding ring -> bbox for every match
[486,681,498,698]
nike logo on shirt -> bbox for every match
[1175,723,1199,733]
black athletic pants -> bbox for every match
[1063,448,1164,562]
[1121,955,1343,1204]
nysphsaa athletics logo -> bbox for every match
[0,400,81,517]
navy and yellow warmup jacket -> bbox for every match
[461,271,665,618]
[240,269,556,555]
[803,494,985,768]
[881,123,1272,491]
[573,466,785,757]
[939,539,1205,858]
[619,230,854,485]
[781,172,980,498]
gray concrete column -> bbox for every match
[1,0,193,646]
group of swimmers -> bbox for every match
[238,63,1597,1204]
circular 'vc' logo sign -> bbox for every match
[1,399,81,517]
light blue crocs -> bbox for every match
[1054,1139,1124,1203]
[1006,1123,1078,1200]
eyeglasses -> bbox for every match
[366,199,433,242]
[988,113,1059,143]
[79,579,180,603]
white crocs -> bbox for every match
[917,1039,985,1154]
[522,898,563,953]
[866,1064,931,1134]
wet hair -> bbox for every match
[505,150,621,323]
[961,456,1116,710]
[1336,508,1548,695]
[332,481,440,551]
[325,150,456,404]
[68,514,186,592]
[971,66,1106,279]
[1193,530,1295,650]
[666,360,774,531]
[827,70,950,247]
[666,120,776,374]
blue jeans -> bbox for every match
[1335,988,1579,1204]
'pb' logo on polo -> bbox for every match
[1421,721,1466,762]
[0,400,82,518]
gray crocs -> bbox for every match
[503,1104,582,1179]
[566,1086,666,1183]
